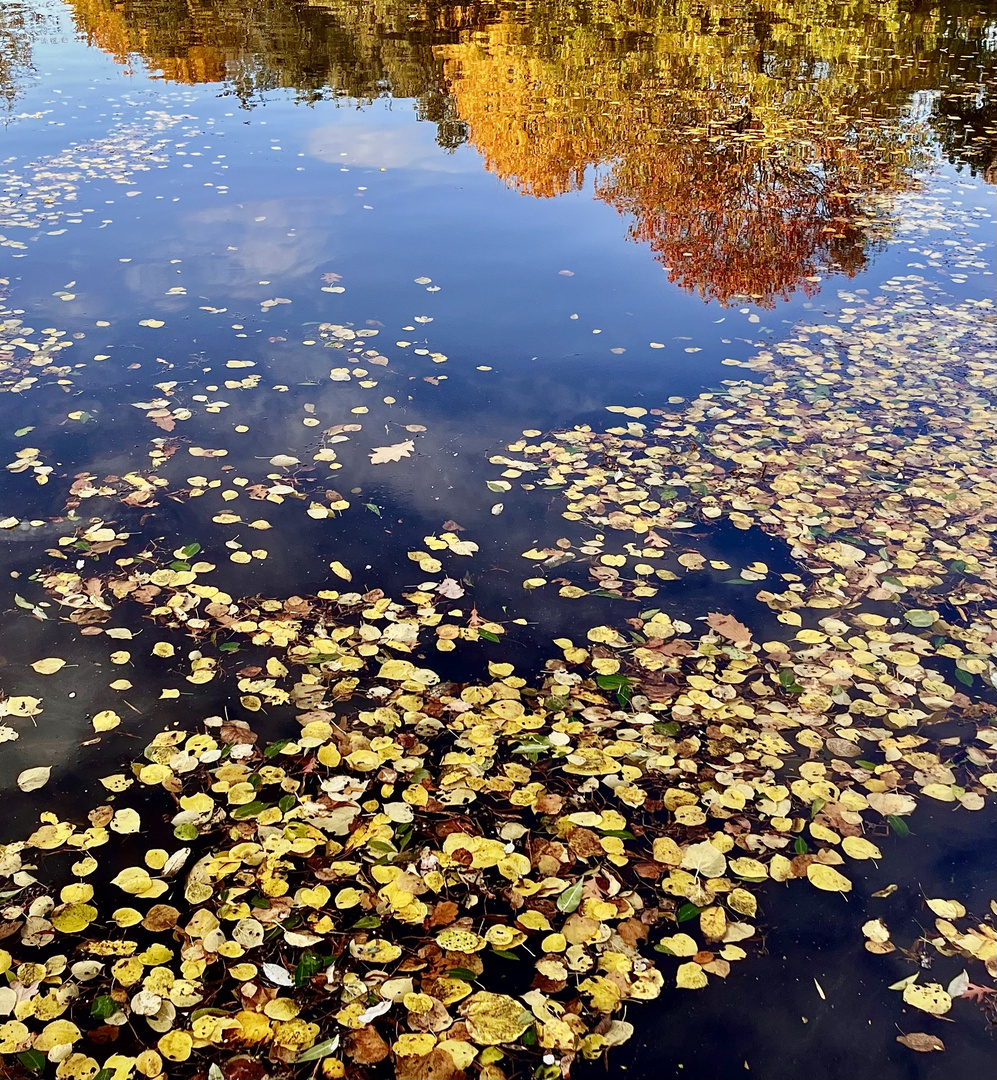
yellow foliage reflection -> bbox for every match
[66,0,996,304]
[434,0,994,304]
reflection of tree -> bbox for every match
[65,0,996,303]
[0,2,49,109]
[67,0,459,119]
[435,0,994,304]
[598,143,884,304]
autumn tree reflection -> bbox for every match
[66,0,996,304]
[0,1,51,107]
[435,0,994,304]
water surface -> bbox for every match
[0,2,995,1078]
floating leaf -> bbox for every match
[369,440,415,464]
[897,1033,945,1053]
[30,657,65,675]
[16,767,51,792]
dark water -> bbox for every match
[0,1,995,1078]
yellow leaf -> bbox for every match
[437,928,487,952]
[51,903,97,934]
[92,710,121,732]
[806,864,852,893]
[925,898,966,920]
[462,992,533,1044]
[33,1019,81,1052]
[329,560,352,581]
[158,1029,194,1061]
[902,982,952,1016]
[921,783,955,802]
[31,657,66,675]
[393,1033,437,1056]
[676,962,708,989]
[841,836,882,860]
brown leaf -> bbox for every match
[395,1048,464,1080]
[223,1057,269,1080]
[429,901,460,927]
[705,611,753,644]
[142,904,180,932]
[897,1033,945,1053]
[346,1027,390,1064]
[567,826,604,858]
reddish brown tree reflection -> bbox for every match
[67,0,996,304]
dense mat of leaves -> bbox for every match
[1,523,995,1077]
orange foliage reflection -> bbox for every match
[66,0,997,304]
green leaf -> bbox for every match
[180,542,201,557]
[794,837,809,855]
[295,952,329,985]
[478,629,500,643]
[856,760,877,771]
[91,994,119,1019]
[596,674,630,690]
[810,797,826,819]
[654,941,677,955]
[219,642,240,653]
[231,800,268,820]
[278,795,296,812]
[779,668,804,693]
[264,739,291,758]
[367,840,394,853]
[169,560,191,572]
[296,1036,342,1062]
[491,949,519,960]
[364,503,381,517]
[511,735,551,755]
[174,823,199,841]
[17,1050,46,1073]
[653,721,681,736]
[599,829,636,840]
[14,427,34,437]
[444,968,477,980]
[886,814,910,838]
[352,915,381,929]
[556,880,584,913]
[190,1007,229,1023]
[954,667,974,686]
[903,609,936,627]
[676,903,702,923]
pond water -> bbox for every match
[0,2,995,1079]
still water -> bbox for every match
[0,2,995,1078]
